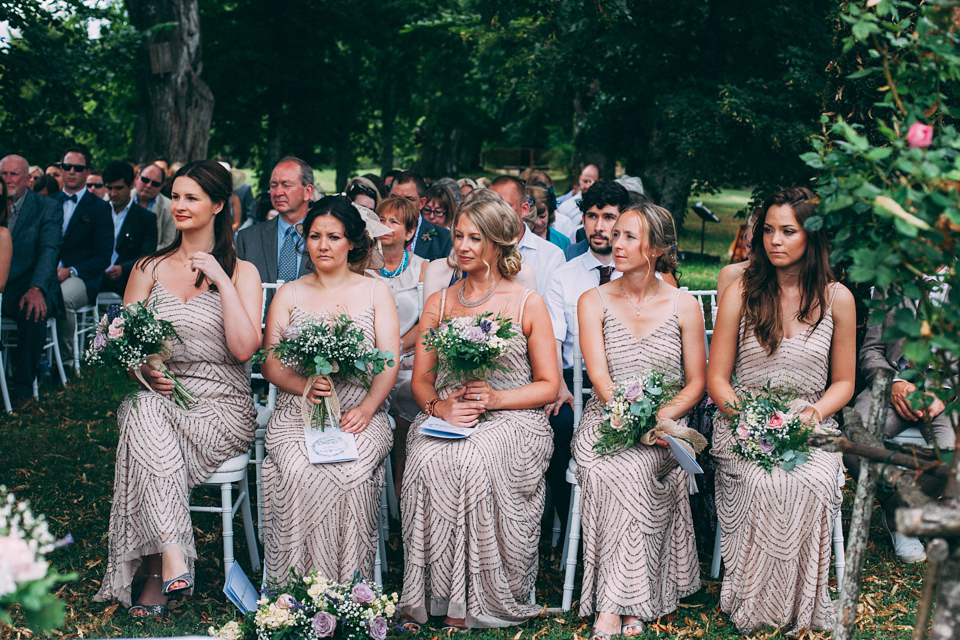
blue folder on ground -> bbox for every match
[224,562,259,614]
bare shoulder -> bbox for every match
[235,259,262,284]
[830,282,855,311]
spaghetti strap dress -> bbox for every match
[95,281,257,607]
[711,284,843,634]
[261,281,393,582]
[399,288,553,628]
[572,287,700,619]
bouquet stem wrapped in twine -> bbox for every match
[300,374,342,430]
[639,416,708,458]
[131,345,197,410]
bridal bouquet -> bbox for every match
[84,302,196,409]
[0,487,75,632]
[593,369,685,455]
[422,312,517,420]
[728,385,813,472]
[208,571,398,640]
[254,314,394,430]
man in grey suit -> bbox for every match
[0,154,63,407]
[133,163,175,249]
[851,286,955,563]
[236,157,315,307]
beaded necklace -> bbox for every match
[378,248,410,278]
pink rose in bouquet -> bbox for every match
[767,410,787,429]
[107,317,125,339]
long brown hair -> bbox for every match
[742,187,833,355]
[138,160,237,288]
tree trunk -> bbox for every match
[379,86,395,175]
[644,159,692,230]
[126,0,214,164]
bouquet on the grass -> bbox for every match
[593,368,706,456]
[254,314,394,430]
[209,570,399,640]
[84,302,196,409]
[728,383,814,472]
[0,486,76,632]
[422,311,517,421]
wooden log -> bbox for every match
[896,502,960,537]
[930,543,960,640]
[810,433,950,477]
[834,370,893,640]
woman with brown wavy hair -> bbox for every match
[707,187,856,634]
[400,196,559,631]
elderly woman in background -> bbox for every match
[420,183,456,230]
[368,196,427,497]
[525,183,569,253]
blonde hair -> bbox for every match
[451,197,523,278]
[615,203,678,277]
[524,184,551,228]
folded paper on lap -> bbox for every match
[304,424,359,463]
[419,416,476,439]
[663,435,704,475]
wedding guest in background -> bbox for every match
[390,171,452,261]
[346,176,381,211]
[525,183,569,252]
[716,207,760,302]
[573,203,705,638]
[382,169,402,193]
[556,163,599,213]
[28,165,43,189]
[400,196,558,631]
[457,177,478,197]
[543,180,630,540]
[45,162,63,189]
[54,146,113,371]
[230,167,256,231]
[368,196,427,499]
[490,175,565,296]
[94,161,262,617]
[236,157,316,301]
[420,188,538,299]
[420,182,455,230]
[32,173,60,197]
[134,163,176,249]
[86,170,108,200]
[0,154,62,408]
[100,160,157,295]
[261,195,400,582]
[433,177,463,209]
[707,187,855,634]
[0,177,13,292]
[152,156,170,179]
[362,173,388,199]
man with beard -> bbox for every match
[542,180,631,538]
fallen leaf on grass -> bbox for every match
[101,603,118,622]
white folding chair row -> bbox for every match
[73,304,98,373]
[0,293,69,398]
[681,288,718,338]
[709,467,847,587]
[189,451,261,580]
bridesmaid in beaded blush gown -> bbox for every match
[94,161,263,616]
[707,188,856,635]
[261,196,400,582]
[400,196,559,630]
[573,204,706,639]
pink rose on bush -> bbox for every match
[906,122,933,149]
[107,317,125,339]
[767,410,787,430]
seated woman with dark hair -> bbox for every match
[261,195,400,582]
[420,183,455,230]
[346,177,382,211]
[94,161,263,617]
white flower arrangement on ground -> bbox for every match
[0,486,75,632]
[209,570,398,640]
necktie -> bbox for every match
[598,265,613,284]
[278,226,298,282]
[65,193,77,203]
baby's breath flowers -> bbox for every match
[728,383,816,472]
[593,369,682,454]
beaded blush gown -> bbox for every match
[399,288,553,628]
[572,287,701,620]
[95,281,257,607]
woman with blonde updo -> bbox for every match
[399,196,559,631]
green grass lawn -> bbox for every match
[0,372,927,639]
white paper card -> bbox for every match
[663,435,704,475]
[304,425,359,464]
[420,416,475,439]
[223,561,258,614]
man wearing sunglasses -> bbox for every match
[86,171,108,200]
[133,163,175,249]
[54,146,113,371]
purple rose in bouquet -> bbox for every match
[311,611,337,637]
[351,582,376,603]
[367,616,388,640]
[276,593,297,609]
